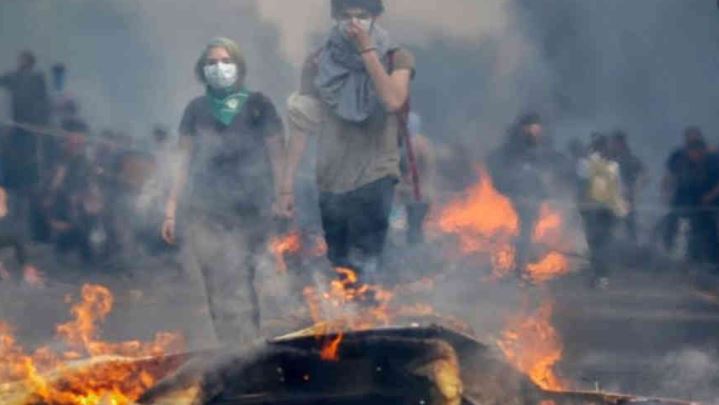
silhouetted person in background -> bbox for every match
[489,113,563,279]
[608,131,646,243]
[0,51,50,184]
[0,51,51,241]
[578,134,628,288]
[662,127,719,267]
[45,119,106,263]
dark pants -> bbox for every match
[515,201,541,275]
[319,177,396,279]
[581,208,617,279]
[623,209,638,243]
[663,208,719,265]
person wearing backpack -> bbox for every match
[281,0,415,283]
[577,134,628,289]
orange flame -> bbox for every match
[320,332,344,362]
[268,231,302,274]
[434,171,573,283]
[497,301,566,391]
[0,284,185,404]
[433,168,519,278]
[532,203,563,243]
[304,267,432,361]
[435,169,519,251]
[269,232,328,274]
[525,252,570,284]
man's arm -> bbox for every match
[277,126,309,218]
[361,51,411,112]
[346,21,412,112]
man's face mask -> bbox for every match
[203,62,238,90]
[337,9,374,38]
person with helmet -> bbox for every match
[281,0,415,283]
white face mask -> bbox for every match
[338,17,373,36]
[203,62,238,89]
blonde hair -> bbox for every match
[194,37,247,85]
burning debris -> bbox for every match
[268,231,327,274]
[497,300,566,391]
[133,323,698,405]
[0,284,185,405]
[432,169,574,283]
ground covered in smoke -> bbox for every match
[2,233,719,403]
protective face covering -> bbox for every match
[203,62,238,89]
[338,17,374,37]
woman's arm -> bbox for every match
[161,135,192,244]
[265,134,286,212]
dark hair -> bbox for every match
[683,126,704,141]
[331,0,384,17]
[517,112,541,127]
[589,132,608,154]
[611,130,627,142]
[52,63,66,74]
[61,118,89,134]
[19,51,36,69]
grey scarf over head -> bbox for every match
[315,24,394,123]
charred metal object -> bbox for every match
[139,323,698,405]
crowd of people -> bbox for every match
[489,113,719,288]
[0,50,175,282]
[1,0,718,344]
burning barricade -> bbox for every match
[0,168,702,405]
[0,284,185,405]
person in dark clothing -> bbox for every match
[45,119,106,262]
[161,38,285,345]
[0,51,51,243]
[662,127,719,266]
[0,51,50,191]
[488,113,563,278]
[608,131,646,243]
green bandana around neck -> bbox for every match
[207,89,250,126]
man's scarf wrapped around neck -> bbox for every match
[315,24,394,123]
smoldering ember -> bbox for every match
[2,0,719,404]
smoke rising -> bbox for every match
[658,348,719,403]
[2,0,719,401]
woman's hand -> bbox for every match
[161,217,176,245]
[273,192,295,220]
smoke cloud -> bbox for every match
[2,0,719,400]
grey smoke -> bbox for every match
[658,348,719,403]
